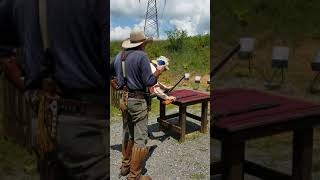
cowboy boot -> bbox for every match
[127,147,151,180]
[120,139,134,176]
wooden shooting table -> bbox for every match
[157,89,210,142]
[212,88,320,180]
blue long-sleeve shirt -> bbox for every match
[111,50,157,91]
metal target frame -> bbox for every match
[264,46,290,90]
[309,52,320,93]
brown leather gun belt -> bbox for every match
[128,93,146,99]
[58,99,107,119]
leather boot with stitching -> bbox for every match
[127,147,151,180]
[120,139,134,176]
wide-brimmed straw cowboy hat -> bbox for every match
[122,29,153,49]
[152,56,170,70]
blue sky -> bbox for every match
[110,0,210,41]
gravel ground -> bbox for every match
[110,107,210,180]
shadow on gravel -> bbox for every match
[110,144,121,152]
[148,117,203,141]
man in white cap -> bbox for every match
[150,56,176,101]
[111,29,166,180]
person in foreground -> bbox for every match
[0,0,109,179]
[111,29,166,180]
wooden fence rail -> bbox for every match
[0,74,33,150]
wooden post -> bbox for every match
[201,101,208,133]
[179,105,186,142]
[159,100,166,131]
[160,99,166,119]
[292,128,313,180]
[221,138,245,180]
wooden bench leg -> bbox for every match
[221,139,245,180]
[160,100,166,118]
[201,101,208,133]
[292,128,313,180]
[179,106,186,142]
[159,100,166,131]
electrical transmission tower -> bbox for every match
[144,0,159,38]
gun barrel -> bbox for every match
[211,43,241,78]
[168,75,185,93]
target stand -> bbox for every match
[236,38,255,77]
[309,52,320,93]
[265,46,289,90]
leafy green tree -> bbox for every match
[165,29,188,51]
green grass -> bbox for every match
[0,113,38,179]
[190,172,206,180]
[110,35,210,76]
[213,0,320,46]
[0,137,38,178]
[110,35,210,119]
[185,131,205,141]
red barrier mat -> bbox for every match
[169,89,209,103]
[213,88,320,130]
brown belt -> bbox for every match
[128,92,146,99]
[58,99,107,119]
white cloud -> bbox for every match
[111,0,146,18]
[110,20,145,41]
[110,26,131,40]
[169,17,197,36]
[110,0,210,39]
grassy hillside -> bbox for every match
[213,0,320,98]
[110,34,210,119]
[111,35,210,76]
[213,0,320,46]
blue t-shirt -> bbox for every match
[111,50,157,91]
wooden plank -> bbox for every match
[244,161,291,180]
[157,118,181,133]
[174,98,210,106]
[201,101,208,133]
[224,109,320,132]
[162,113,179,120]
[179,105,186,142]
[292,128,313,180]
[221,138,245,180]
[0,75,33,149]
[159,100,166,131]
[186,112,202,121]
[160,100,166,119]
[213,116,320,143]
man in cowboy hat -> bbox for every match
[111,29,166,180]
[150,56,176,101]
